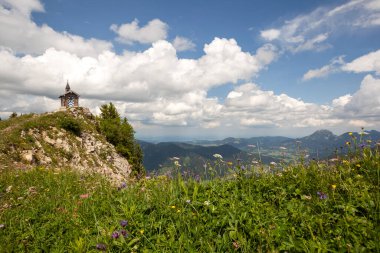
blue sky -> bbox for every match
[0,0,380,140]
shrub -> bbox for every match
[59,117,82,136]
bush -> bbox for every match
[59,117,82,136]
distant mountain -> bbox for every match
[138,141,244,171]
[139,129,380,173]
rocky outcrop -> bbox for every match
[2,108,133,185]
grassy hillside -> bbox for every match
[1,142,379,252]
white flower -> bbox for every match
[174,161,181,167]
[213,154,223,159]
[270,162,277,166]
[279,146,287,150]
[204,200,211,206]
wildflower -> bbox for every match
[177,209,181,213]
[359,143,366,148]
[329,158,339,162]
[174,161,181,167]
[270,161,277,166]
[186,199,191,204]
[118,182,127,190]
[213,153,223,159]
[233,241,240,249]
[111,231,120,239]
[359,131,369,135]
[139,229,144,234]
[331,184,337,190]
[204,200,210,206]
[96,243,107,251]
[252,160,259,164]
[171,157,180,160]
[79,194,89,199]
[5,186,12,193]
[120,220,128,227]
[345,141,351,146]
[317,191,328,200]
[348,132,353,136]
[0,224,5,229]
[170,205,176,209]
[366,140,372,143]
[356,164,361,168]
[279,146,287,150]
[227,161,233,166]
[120,229,128,238]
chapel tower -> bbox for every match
[59,81,79,108]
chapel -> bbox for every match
[59,81,79,108]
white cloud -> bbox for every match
[260,29,280,41]
[0,1,112,56]
[172,36,196,51]
[260,0,380,53]
[342,49,380,74]
[303,55,345,81]
[0,0,44,17]
[110,19,168,45]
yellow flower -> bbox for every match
[356,164,361,168]
[345,141,351,145]
[227,161,233,166]
[176,209,181,213]
[367,140,372,143]
[331,184,336,190]
[170,205,176,209]
[348,132,353,136]
[139,230,144,234]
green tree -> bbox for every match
[98,103,144,176]
[9,112,17,118]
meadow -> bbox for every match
[0,140,379,252]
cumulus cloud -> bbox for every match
[0,37,276,129]
[335,74,380,118]
[110,19,168,45]
[0,0,112,56]
[303,55,345,81]
[260,0,380,53]
[172,36,196,51]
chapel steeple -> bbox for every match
[65,80,70,92]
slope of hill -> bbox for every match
[0,108,132,184]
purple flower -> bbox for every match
[96,243,107,251]
[317,191,328,200]
[112,231,120,239]
[359,143,366,149]
[120,220,128,227]
[120,229,128,238]
[118,182,127,191]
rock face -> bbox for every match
[2,108,132,185]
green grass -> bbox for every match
[0,146,379,252]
